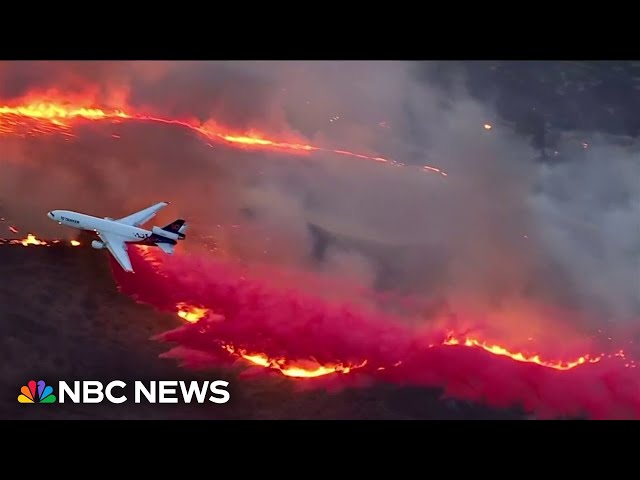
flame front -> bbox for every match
[223,345,367,378]
[172,303,605,379]
[0,233,81,247]
[0,103,127,123]
[172,303,367,378]
[442,334,602,371]
[0,94,446,176]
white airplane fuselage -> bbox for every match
[46,202,187,273]
[49,210,153,243]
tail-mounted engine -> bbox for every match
[152,226,180,241]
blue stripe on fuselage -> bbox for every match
[147,233,177,245]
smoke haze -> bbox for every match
[1,60,638,347]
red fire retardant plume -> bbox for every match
[111,247,640,420]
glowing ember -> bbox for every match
[443,334,602,371]
[484,123,492,130]
[0,95,446,176]
[9,225,18,233]
[422,165,448,176]
[176,302,209,323]
[70,240,81,246]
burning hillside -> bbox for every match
[2,61,639,420]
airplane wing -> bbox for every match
[97,231,134,273]
[117,202,169,227]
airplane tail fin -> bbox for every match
[161,219,187,239]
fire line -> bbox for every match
[0,97,447,176]
[174,303,606,378]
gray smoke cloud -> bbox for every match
[0,60,638,340]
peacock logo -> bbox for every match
[18,380,56,403]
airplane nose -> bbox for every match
[47,211,55,219]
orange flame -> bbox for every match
[442,334,602,371]
[176,302,209,323]
[0,233,81,247]
[0,103,127,123]
[171,299,613,378]
[20,233,48,246]
[0,94,447,176]
[172,304,365,377]
[223,345,367,378]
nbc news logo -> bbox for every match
[18,380,56,403]
[18,379,230,404]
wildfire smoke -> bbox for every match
[3,61,639,419]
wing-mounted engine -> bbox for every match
[91,240,106,249]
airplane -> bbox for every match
[47,201,187,273]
